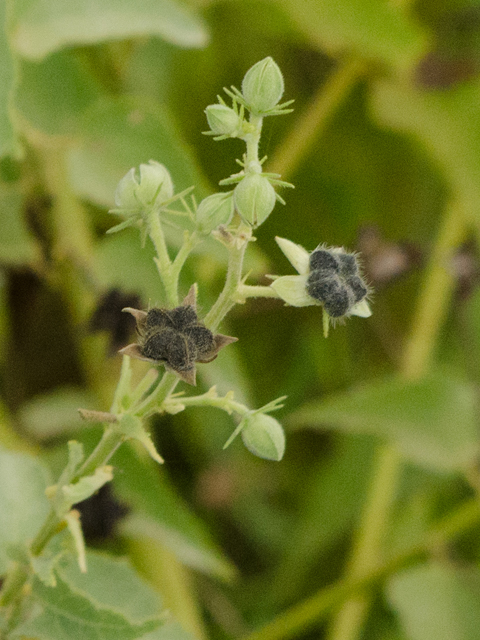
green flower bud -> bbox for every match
[205,104,242,137]
[241,57,284,114]
[196,192,234,234]
[115,161,174,211]
[234,173,276,227]
[241,413,285,461]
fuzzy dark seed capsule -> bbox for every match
[309,249,339,273]
[140,304,215,372]
[145,308,174,331]
[170,305,198,331]
[337,253,358,277]
[307,273,351,317]
[346,275,368,303]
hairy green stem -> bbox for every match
[167,390,250,416]
[326,201,467,640]
[237,284,280,299]
[243,498,480,640]
[148,211,177,307]
[204,226,252,333]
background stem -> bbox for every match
[326,201,467,640]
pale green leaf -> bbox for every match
[12,575,162,640]
[0,448,51,573]
[371,79,480,223]
[387,563,480,640]
[113,443,236,581]
[68,95,208,208]
[19,387,96,440]
[290,372,480,472]
[58,551,162,623]
[277,0,427,71]
[10,0,208,60]
[31,546,65,587]
[59,466,113,513]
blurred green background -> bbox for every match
[2,1,480,639]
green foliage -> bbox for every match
[0,449,51,574]
[387,563,480,640]
[290,371,480,471]
[10,0,208,59]
[2,1,480,640]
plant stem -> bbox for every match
[242,498,480,640]
[267,56,365,180]
[204,225,252,333]
[237,284,280,299]
[135,371,180,417]
[148,211,177,307]
[168,390,250,416]
[326,201,467,640]
[0,563,29,607]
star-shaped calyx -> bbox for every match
[119,285,237,385]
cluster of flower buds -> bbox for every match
[201,57,294,231]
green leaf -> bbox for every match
[387,563,480,640]
[19,387,96,440]
[31,545,65,587]
[58,551,162,623]
[68,95,208,208]
[0,188,41,266]
[10,0,208,60]
[278,0,427,71]
[14,49,102,136]
[59,466,113,512]
[0,2,17,157]
[112,443,236,581]
[0,448,51,573]
[12,575,162,640]
[116,414,164,464]
[371,79,480,223]
[290,372,480,472]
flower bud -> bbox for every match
[205,104,242,137]
[196,192,234,234]
[114,161,174,211]
[241,57,284,114]
[234,173,276,227]
[241,413,285,461]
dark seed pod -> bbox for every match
[120,284,238,385]
[170,305,198,331]
[185,325,215,359]
[142,326,177,361]
[165,332,193,372]
[145,308,174,331]
[346,275,368,303]
[307,274,351,317]
[337,253,358,277]
[309,249,339,273]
